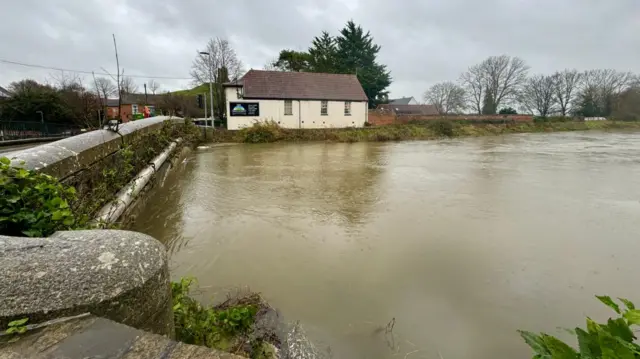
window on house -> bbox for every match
[132,104,139,114]
[321,100,328,115]
[344,101,351,115]
[284,100,293,115]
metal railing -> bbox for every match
[0,121,83,141]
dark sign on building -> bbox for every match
[229,102,260,117]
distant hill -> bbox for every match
[171,84,210,96]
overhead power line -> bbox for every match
[0,58,192,80]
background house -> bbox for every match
[388,97,418,105]
[105,94,158,122]
[223,70,368,130]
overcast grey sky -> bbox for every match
[1,0,638,100]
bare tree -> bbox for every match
[191,37,244,84]
[460,64,484,114]
[119,76,138,94]
[49,70,82,90]
[462,55,529,114]
[94,77,117,99]
[520,74,557,117]
[574,69,635,117]
[482,55,529,110]
[423,81,466,114]
[263,57,280,71]
[147,79,161,94]
[551,69,582,116]
[191,37,244,118]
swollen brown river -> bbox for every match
[132,131,640,358]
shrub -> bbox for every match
[499,107,518,115]
[363,121,372,127]
[171,278,280,357]
[429,119,454,137]
[237,121,283,143]
[0,157,82,237]
[520,296,640,358]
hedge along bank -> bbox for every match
[0,117,201,237]
[203,119,640,144]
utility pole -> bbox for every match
[199,51,214,128]
[204,94,207,120]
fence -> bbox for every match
[0,121,83,141]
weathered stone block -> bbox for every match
[0,230,174,336]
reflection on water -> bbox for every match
[132,132,640,359]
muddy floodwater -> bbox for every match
[132,131,640,358]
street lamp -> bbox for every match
[36,111,44,123]
[199,51,215,128]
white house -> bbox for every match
[223,70,368,130]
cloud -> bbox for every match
[0,0,638,99]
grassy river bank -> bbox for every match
[205,120,640,144]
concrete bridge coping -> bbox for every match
[1,116,184,179]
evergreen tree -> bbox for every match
[273,50,310,72]
[482,89,497,115]
[307,31,337,73]
[334,21,391,107]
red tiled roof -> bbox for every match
[377,104,439,116]
[228,70,368,101]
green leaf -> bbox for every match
[16,169,29,179]
[619,298,635,311]
[597,295,621,314]
[606,318,634,342]
[540,334,578,359]
[576,328,598,359]
[623,310,640,325]
[587,318,601,334]
[21,229,41,237]
[0,157,10,165]
[173,303,181,310]
[518,330,550,356]
[598,330,635,359]
[8,318,28,327]
[51,211,63,221]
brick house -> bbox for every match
[105,94,159,122]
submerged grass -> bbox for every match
[204,120,640,144]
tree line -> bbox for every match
[424,55,640,119]
[0,72,208,127]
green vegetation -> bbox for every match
[0,120,201,237]
[0,157,84,237]
[520,296,640,358]
[271,21,391,107]
[205,120,640,144]
[172,278,278,358]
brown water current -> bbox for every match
[132,131,640,358]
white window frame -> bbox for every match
[284,100,293,115]
[132,104,139,114]
[321,100,328,115]
[344,101,351,115]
